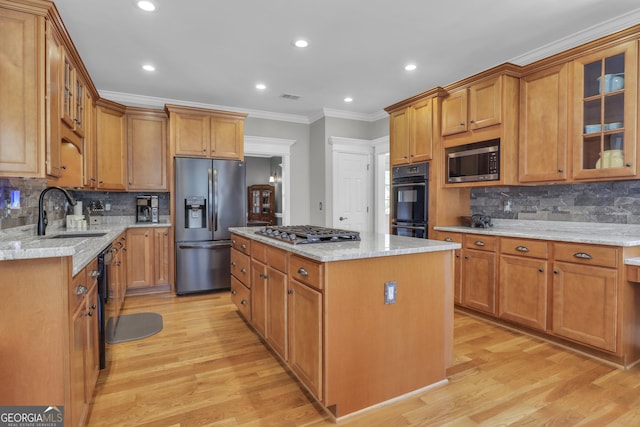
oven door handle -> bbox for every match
[392,182,427,188]
[392,224,427,230]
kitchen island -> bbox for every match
[228,227,460,420]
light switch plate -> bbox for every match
[384,281,397,304]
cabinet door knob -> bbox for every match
[538,268,544,273]
[558,168,563,173]
[231,261,236,266]
[241,244,247,249]
[287,289,293,295]
[553,269,559,274]
[626,163,632,167]
[89,270,99,277]
[75,285,88,296]
[469,119,475,123]
[297,267,308,276]
[240,299,247,306]
[464,256,470,260]
[231,289,237,295]
[240,268,247,273]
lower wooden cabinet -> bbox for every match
[69,257,100,427]
[499,255,548,331]
[126,227,171,292]
[552,261,618,352]
[266,264,288,359]
[462,235,497,315]
[288,278,323,399]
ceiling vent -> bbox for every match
[280,93,301,100]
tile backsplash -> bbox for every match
[471,180,640,224]
[0,177,169,230]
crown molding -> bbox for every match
[321,108,388,122]
[509,8,640,65]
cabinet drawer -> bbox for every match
[434,231,462,244]
[267,247,288,273]
[627,264,640,283]
[289,255,323,290]
[69,269,87,310]
[230,276,251,320]
[463,234,497,252]
[501,237,548,259]
[251,240,268,263]
[554,243,618,268]
[231,248,251,287]
[231,234,251,255]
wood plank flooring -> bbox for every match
[87,292,640,426]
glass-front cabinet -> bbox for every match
[572,41,637,180]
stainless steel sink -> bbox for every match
[47,232,107,239]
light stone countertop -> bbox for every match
[229,227,460,262]
[433,219,640,266]
[0,216,171,276]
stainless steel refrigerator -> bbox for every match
[174,157,246,295]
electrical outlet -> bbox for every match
[504,199,512,212]
[384,281,397,304]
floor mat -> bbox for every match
[106,312,163,344]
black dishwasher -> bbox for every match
[97,244,113,369]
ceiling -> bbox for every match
[55,0,640,123]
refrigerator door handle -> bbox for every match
[213,167,219,232]
[207,168,213,232]
[178,243,231,249]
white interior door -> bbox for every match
[333,151,372,231]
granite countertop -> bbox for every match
[434,219,640,266]
[229,227,460,262]
[0,217,171,276]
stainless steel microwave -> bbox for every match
[446,139,500,183]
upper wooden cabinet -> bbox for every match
[389,97,434,166]
[571,41,638,181]
[127,108,168,191]
[519,64,569,183]
[442,75,505,137]
[96,99,127,190]
[0,7,43,177]
[165,104,247,160]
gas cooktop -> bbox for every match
[255,225,361,244]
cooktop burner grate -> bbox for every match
[255,225,361,244]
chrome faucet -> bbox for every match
[38,186,77,236]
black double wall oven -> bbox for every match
[391,162,428,239]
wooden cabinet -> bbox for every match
[442,76,503,136]
[552,242,618,352]
[519,64,569,183]
[96,99,127,190]
[69,257,100,427]
[248,184,276,225]
[231,234,252,319]
[60,49,87,146]
[266,248,288,359]
[127,108,168,191]
[251,257,268,336]
[109,233,127,323]
[82,90,97,188]
[126,228,153,289]
[433,231,463,304]
[461,235,497,315]
[0,8,43,177]
[499,237,549,331]
[389,97,434,166]
[288,276,323,399]
[126,227,171,291]
[572,41,638,180]
[166,104,247,160]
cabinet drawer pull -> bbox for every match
[297,267,309,276]
[474,241,485,247]
[75,285,88,296]
[87,310,94,317]
[89,270,99,277]
[240,267,247,273]
[241,299,247,306]
[231,261,236,267]
[573,252,593,260]
[444,237,453,242]
[516,246,529,252]
[241,244,247,250]
[260,273,268,279]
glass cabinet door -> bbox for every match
[573,41,637,179]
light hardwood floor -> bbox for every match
[87,292,640,426]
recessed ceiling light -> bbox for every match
[137,1,156,12]
[293,39,309,48]
[142,64,155,71]
[404,64,417,71]
[344,97,353,103]
[256,83,266,90]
